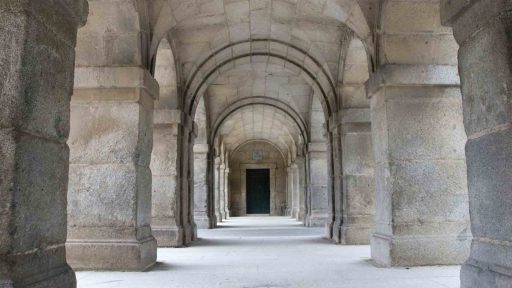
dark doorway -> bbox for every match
[246,169,270,214]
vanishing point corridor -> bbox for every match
[76,217,460,288]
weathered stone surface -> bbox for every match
[0,0,86,286]
[193,146,212,229]
[151,123,184,247]
[305,144,329,228]
[368,65,471,267]
[67,67,157,270]
[443,1,512,285]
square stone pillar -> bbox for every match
[326,128,343,238]
[305,142,330,227]
[150,109,191,247]
[0,1,87,286]
[218,164,226,220]
[367,64,471,266]
[181,124,196,243]
[442,1,512,285]
[296,157,307,222]
[330,109,376,244]
[194,144,212,229]
[67,67,158,270]
[223,168,231,219]
[286,166,293,216]
[213,157,223,222]
[290,162,300,219]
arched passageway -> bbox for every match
[0,1,509,287]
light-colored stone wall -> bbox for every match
[229,141,287,216]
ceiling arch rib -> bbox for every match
[210,97,309,146]
[187,51,335,118]
[205,61,313,126]
[152,0,373,63]
[215,105,304,160]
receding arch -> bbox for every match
[210,97,309,148]
[187,52,336,118]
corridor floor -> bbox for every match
[76,217,460,288]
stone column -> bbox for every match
[150,109,191,247]
[213,157,223,222]
[326,129,343,238]
[296,157,307,222]
[0,1,86,286]
[286,166,293,216]
[367,64,471,266]
[182,126,196,243]
[290,162,300,219]
[67,67,158,270]
[194,144,211,229]
[218,164,226,220]
[333,110,376,245]
[223,168,231,219]
[442,1,512,285]
[305,142,330,227]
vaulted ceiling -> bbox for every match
[153,0,372,162]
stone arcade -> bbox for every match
[0,0,510,287]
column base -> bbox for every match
[339,225,373,245]
[183,223,194,245]
[224,210,230,219]
[152,225,185,247]
[1,264,76,288]
[215,212,223,223]
[194,215,212,229]
[331,219,343,243]
[66,237,157,271]
[191,222,198,241]
[324,219,334,239]
[461,259,512,288]
[305,214,329,228]
[370,232,470,267]
[291,208,299,219]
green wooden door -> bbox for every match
[246,169,270,214]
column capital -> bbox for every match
[193,144,209,154]
[328,108,371,131]
[308,142,327,153]
[366,64,460,98]
[154,109,198,134]
[74,66,160,101]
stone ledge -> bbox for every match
[74,67,159,100]
[366,64,460,98]
[153,109,197,134]
[308,142,327,152]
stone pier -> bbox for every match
[67,67,158,270]
[442,0,512,286]
[368,64,471,266]
[0,0,86,285]
[334,109,376,245]
[305,142,329,227]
